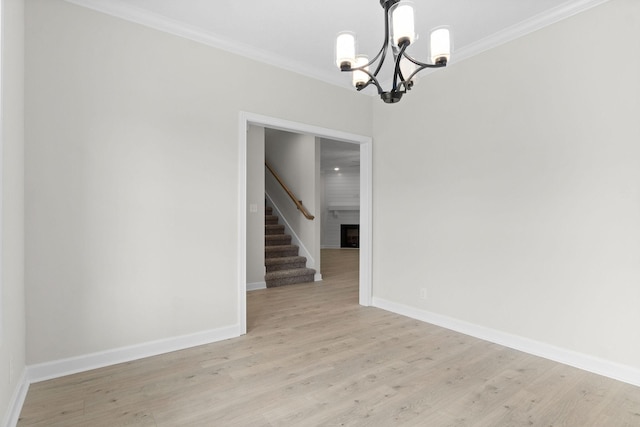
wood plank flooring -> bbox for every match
[18,249,640,426]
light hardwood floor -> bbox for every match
[18,249,640,426]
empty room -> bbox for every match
[2,0,640,425]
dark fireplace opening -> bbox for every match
[340,224,360,248]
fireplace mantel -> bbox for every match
[328,202,360,212]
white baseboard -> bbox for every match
[372,297,640,388]
[314,273,323,282]
[247,281,267,291]
[27,324,241,384]
[2,369,29,427]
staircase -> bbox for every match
[264,206,316,287]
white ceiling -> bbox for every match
[67,0,609,91]
[320,139,360,173]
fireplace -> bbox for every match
[340,224,360,248]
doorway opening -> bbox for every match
[238,112,372,335]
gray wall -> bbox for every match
[1,0,26,423]
[373,0,640,370]
[246,125,265,287]
[24,0,371,365]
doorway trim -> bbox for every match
[238,112,373,334]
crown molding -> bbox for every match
[63,0,346,88]
[452,0,611,64]
[64,0,610,92]
[379,0,610,87]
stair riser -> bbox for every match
[265,236,292,246]
[265,226,285,236]
[266,274,315,288]
[265,215,279,225]
[265,248,299,258]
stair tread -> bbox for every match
[265,256,306,265]
[266,243,293,247]
[265,268,316,280]
[265,244,298,250]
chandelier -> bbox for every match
[335,0,451,104]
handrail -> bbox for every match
[265,162,315,220]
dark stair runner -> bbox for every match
[264,206,316,287]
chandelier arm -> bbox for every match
[405,66,425,85]
[352,2,393,77]
[397,51,448,89]
[392,42,410,92]
[370,3,393,78]
[341,1,394,95]
[339,62,384,94]
[356,68,385,94]
[401,51,447,69]
[391,45,404,81]
[361,42,388,79]
[345,19,389,90]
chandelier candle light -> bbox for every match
[335,0,451,104]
